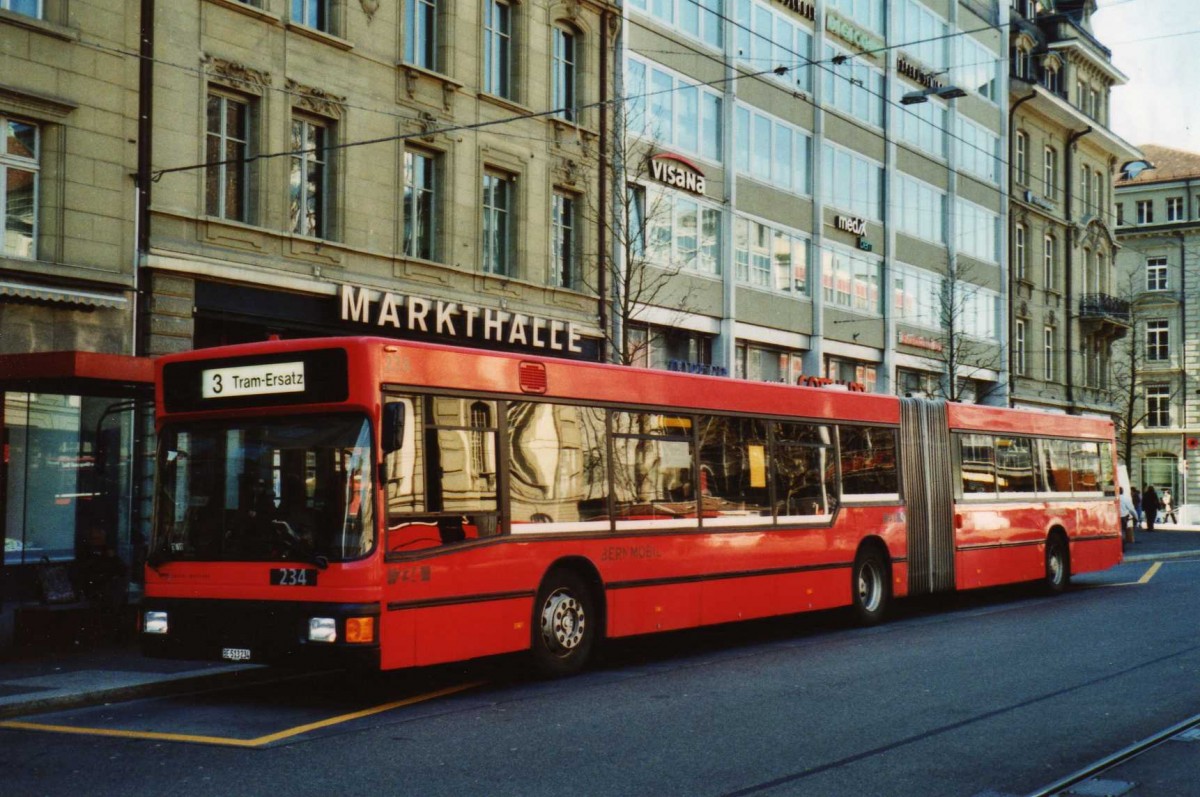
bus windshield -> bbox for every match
[153,414,375,563]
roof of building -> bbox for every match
[1117,144,1200,185]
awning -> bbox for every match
[0,351,153,393]
[0,280,128,309]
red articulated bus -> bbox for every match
[141,337,1122,674]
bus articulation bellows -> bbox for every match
[142,337,1122,674]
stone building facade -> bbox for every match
[1005,0,1140,415]
[1114,144,1200,507]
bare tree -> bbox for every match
[581,60,701,366]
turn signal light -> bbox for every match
[345,616,375,643]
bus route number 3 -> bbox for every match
[270,568,319,586]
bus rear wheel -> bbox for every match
[531,569,596,677]
[851,548,889,625]
[1044,535,1070,594]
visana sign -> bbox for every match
[339,284,585,354]
[650,153,706,195]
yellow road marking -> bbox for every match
[1138,561,1163,584]
[0,681,484,748]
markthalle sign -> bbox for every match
[337,283,600,360]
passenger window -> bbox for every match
[507,402,610,530]
[774,422,835,518]
[839,425,899,496]
[384,395,499,553]
[995,436,1036,493]
[1070,441,1101,494]
[959,433,996,495]
[1039,438,1073,493]
[611,411,696,526]
[1098,442,1116,496]
[697,416,772,524]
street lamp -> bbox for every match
[901,85,968,104]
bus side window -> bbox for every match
[430,397,498,539]
[508,402,609,528]
[839,425,899,496]
[1040,438,1073,493]
[611,411,696,525]
[1070,441,1101,495]
[773,422,834,518]
[995,436,1035,493]
[958,433,996,496]
[697,415,772,521]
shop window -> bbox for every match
[3,393,135,567]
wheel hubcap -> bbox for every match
[541,589,585,654]
[858,561,882,612]
[1049,550,1064,584]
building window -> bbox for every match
[955,116,999,184]
[550,27,578,123]
[826,356,877,392]
[1146,257,1168,292]
[821,143,883,221]
[1092,170,1102,214]
[1146,319,1169,362]
[1043,234,1056,289]
[1043,64,1061,95]
[954,197,999,263]
[1137,199,1153,224]
[1116,203,1124,225]
[1012,46,1033,81]
[734,104,812,194]
[823,41,884,126]
[289,117,330,238]
[1015,131,1028,185]
[404,0,438,70]
[1167,196,1184,222]
[822,247,881,315]
[403,148,438,261]
[645,187,722,276]
[732,0,810,91]
[1043,326,1055,381]
[292,0,329,30]
[483,0,513,99]
[826,0,883,33]
[1080,164,1091,212]
[897,367,939,398]
[1,115,39,259]
[2,0,41,18]
[893,262,944,330]
[482,170,514,276]
[1015,319,1027,376]
[205,94,252,222]
[626,57,723,163]
[551,191,577,289]
[1043,146,1057,198]
[1014,223,1026,281]
[896,175,945,244]
[734,216,807,295]
[955,35,998,102]
[1145,384,1171,428]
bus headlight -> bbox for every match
[308,617,337,643]
[143,611,169,635]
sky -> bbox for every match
[1091,0,1200,153]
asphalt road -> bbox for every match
[4,555,1199,797]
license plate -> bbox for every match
[270,567,318,586]
[222,647,252,662]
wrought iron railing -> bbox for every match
[1078,293,1131,322]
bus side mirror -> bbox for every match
[382,401,406,454]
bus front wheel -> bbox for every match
[851,548,890,625]
[532,569,596,677]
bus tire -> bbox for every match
[531,569,596,677]
[1044,534,1070,595]
[851,547,889,626]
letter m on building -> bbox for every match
[341,284,372,323]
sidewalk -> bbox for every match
[1,527,1199,722]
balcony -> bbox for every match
[1078,293,1131,339]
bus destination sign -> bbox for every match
[201,362,306,399]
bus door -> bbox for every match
[900,398,955,595]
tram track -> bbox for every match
[1026,711,1200,797]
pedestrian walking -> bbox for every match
[1142,484,1161,532]
[1132,487,1142,527]
[1162,488,1178,524]
[1119,487,1137,545]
